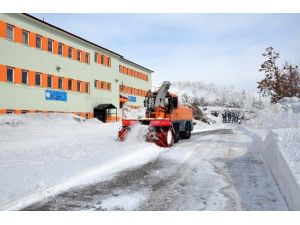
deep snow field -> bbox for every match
[0,112,223,210]
[0,113,165,210]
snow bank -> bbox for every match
[262,129,300,210]
[0,113,163,210]
[246,97,300,210]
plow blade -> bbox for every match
[118,119,174,147]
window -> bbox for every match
[108,83,111,91]
[36,35,42,48]
[35,73,41,86]
[101,81,104,89]
[77,50,81,61]
[48,39,53,52]
[22,30,29,45]
[85,83,89,93]
[58,43,63,55]
[47,75,52,88]
[22,70,28,84]
[101,54,104,64]
[68,47,73,58]
[94,80,97,88]
[94,52,98,63]
[6,67,14,82]
[85,53,90,64]
[77,81,81,92]
[6,24,14,40]
[107,57,111,66]
[58,77,63,89]
[68,79,72,90]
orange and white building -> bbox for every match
[0,13,153,122]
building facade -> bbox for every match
[0,13,153,122]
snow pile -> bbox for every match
[122,104,145,119]
[169,81,269,109]
[0,113,163,210]
[262,129,300,210]
[245,97,300,210]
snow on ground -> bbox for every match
[0,113,164,210]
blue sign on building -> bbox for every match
[128,96,137,102]
[45,90,67,102]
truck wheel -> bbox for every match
[173,123,180,143]
[180,122,191,139]
[156,127,174,147]
[185,123,191,139]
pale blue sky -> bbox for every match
[32,14,300,91]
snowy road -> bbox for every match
[23,125,288,211]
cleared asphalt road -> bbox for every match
[23,125,289,211]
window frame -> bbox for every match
[85,83,89,93]
[77,81,81,92]
[47,74,53,88]
[58,77,63,89]
[85,53,90,64]
[35,72,41,86]
[6,67,14,83]
[22,30,29,46]
[47,39,53,52]
[101,54,104,64]
[101,81,104,89]
[68,47,73,58]
[94,52,98,63]
[77,50,81,61]
[107,83,111,91]
[6,24,14,41]
[68,79,73,91]
[94,80,97,88]
[21,70,28,85]
[35,34,42,49]
[58,43,64,56]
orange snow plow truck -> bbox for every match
[118,81,193,147]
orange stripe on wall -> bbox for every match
[42,36,48,51]
[97,54,101,64]
[63,78,68,91]
[29,32,36,47]
[0,21,6,38]
[14,68,22,84]
[73,49,77,60]
[0,109,7,114]
[53,76,58,89]
[28,70,35,86]
[0,65,6,82]
[72,80,77,92]
[81,51,86,63]
[63,44,68,57]
[41,73,48,88]
[15,109,22,114]
[14,27,22,43]
[53,41,58,54]
[81,82,86,93]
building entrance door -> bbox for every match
[94,109,106,122]
[93,104,117,123]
